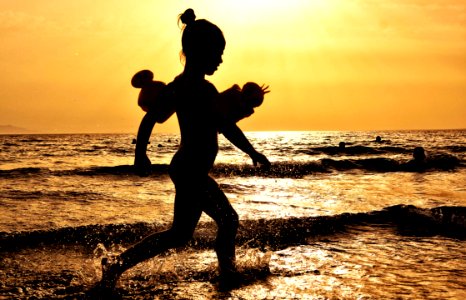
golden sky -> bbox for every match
[0,0,465,133]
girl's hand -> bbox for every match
[250,151,271,168]
[134,153,152,176]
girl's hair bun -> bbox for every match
[180,9,196,26]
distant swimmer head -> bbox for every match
[413,146,426,162]
[375,136,382,143]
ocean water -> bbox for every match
[0,130,465,299]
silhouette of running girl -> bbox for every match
[98,8,270,292]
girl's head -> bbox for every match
[179,9,225,75]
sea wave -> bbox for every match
[297,145,466,157]
[2,189,104,201]
[1,205,464,252]
[0,154,462,179]
[214,155,462,177]
[299,145,410,156]
[0,167,48,177]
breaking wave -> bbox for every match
[0,154,462,179]
[1,205,464,252]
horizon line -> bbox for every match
[1,128,465,135]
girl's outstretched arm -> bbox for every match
[220,123,271,167]
[134,111,157,175]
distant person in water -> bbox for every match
[98,8,270,293]
[338,141,346,151]
[374,135,391,144]
[412,146,426,163]
[401,146,427,171]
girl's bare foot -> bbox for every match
[99,256,122,291]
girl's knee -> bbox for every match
[221,209,239,232]
[231,210,239,228]
[168,227,194,247]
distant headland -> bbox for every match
[0,125,33,134]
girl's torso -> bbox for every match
[169,74,220,174]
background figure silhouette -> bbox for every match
[338,141,346,151]
[412,146,426,163]
[401,146,427,171]
[98,8,270,292]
